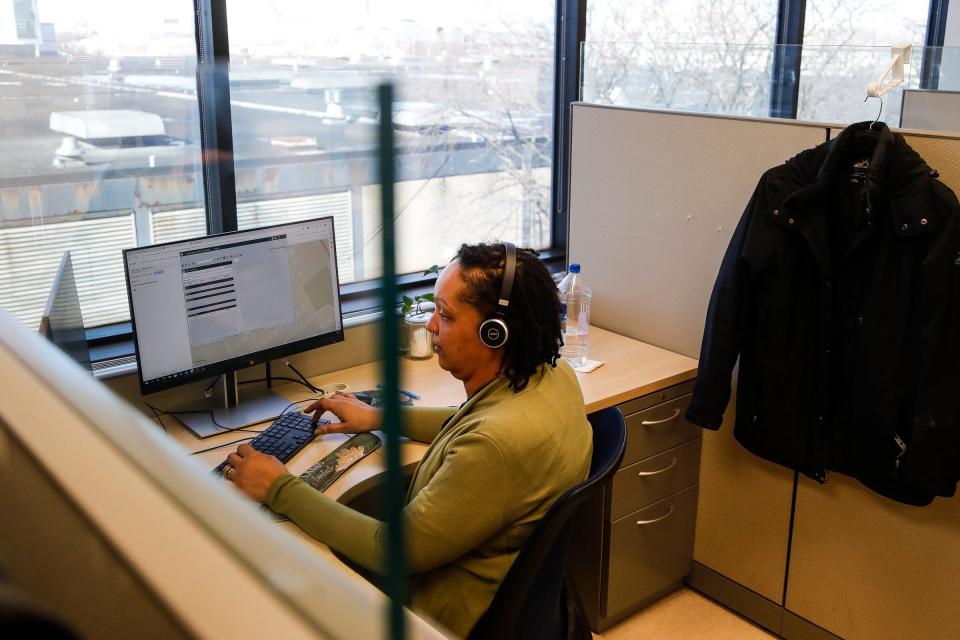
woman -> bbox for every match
[222,242,592,637]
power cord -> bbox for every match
[189,436,257,456]
[284,361,320,393]
[143,402,262,435]
[203,374,222,399]
[188,398,319,456]
[239,376,317,392]
[145,397,316,446]
[146,403,168,434]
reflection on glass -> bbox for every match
[583,0,778,116]
[0,0,202,330]
[582,0,954,129]
[226,1,555,282]
[583,41,960,132]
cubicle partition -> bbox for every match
[568,103,960,639]
[0,310,447,640]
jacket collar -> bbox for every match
[769,122,937,239]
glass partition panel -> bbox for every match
[582,42,960,130]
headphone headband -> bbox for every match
[478,242,516,349]
[497,242,516,313]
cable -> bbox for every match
[203,374,222,398]
[188,399,318,458]
[284,361,320,393]
[189,436,256,456]
[145,402,168,434]
[145,398,315,447]
[239,376,317,392]
[144,402,260,435]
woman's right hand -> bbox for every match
[305,391,382,435]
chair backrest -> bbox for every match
[468,407,627,640]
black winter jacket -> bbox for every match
[685,122,960,506]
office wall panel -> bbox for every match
[567,105,826,359]
[783,130,960,640]
[567,105,826,602]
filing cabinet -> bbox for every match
[570,379,702,631]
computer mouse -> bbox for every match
[352,391,376,405]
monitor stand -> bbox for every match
[173,369,296,438]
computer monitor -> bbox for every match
[123,216,344,437]
[39,250,92,370]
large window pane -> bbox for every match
[798,0,930,125]
[0,0,203,330]
[226,1,555,282]
[584,1,779,116]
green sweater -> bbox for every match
[266,359,592,637]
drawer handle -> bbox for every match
[636,505,675,526]
[641,408,681,426]
[636,457,677,477]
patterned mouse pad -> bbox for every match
[299,432,382,490]
[267,432,382,522]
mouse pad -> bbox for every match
[353,389,415,407]
[267,432,382,522]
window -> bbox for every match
[0,0,202,331]
[797,0,931,125]
[582,0,948,128]
[1,0,563,345]
[225,1,556,282]
[583,0,779,116]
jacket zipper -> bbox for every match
[861,191,873,228]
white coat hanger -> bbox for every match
[866,42,912,99]
[862,42,911,130]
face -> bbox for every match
[426,261,504,386]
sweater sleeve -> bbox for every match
[685,174,765,430]
[402,406,458,444]
[266,430,508,576]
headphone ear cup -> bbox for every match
[479,317,509,349]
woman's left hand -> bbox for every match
[222,443,287,503]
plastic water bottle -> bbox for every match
[558,263,591,368]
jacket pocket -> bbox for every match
[899,412,960,497]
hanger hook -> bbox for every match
[863,94,883,130]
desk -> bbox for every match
[168,326,697,562]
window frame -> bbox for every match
[87,0,570,363]
[90,0,947,361]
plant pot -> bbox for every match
[403,311,433,360]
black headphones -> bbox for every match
[478,242,516,349]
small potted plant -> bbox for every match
[400,265,440,359]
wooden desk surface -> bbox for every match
[169,326,696,560]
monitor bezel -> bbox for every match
[40,250,72,339]
[40,250,92,369]
[123,215,345,396]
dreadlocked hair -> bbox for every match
[454,242,562,391]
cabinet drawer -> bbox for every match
[617,379,694,416]
[610,438,701,520]
[622,394,700,465]
[605,484,699,619]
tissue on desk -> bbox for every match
[572,359,604,373]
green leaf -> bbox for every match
[418,293,435,303]
[422,264,441,276]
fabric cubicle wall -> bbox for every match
[567,103,960,639]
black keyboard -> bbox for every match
[213,412,330,475]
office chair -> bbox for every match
[0,581,80,640]
[468,407,627,640]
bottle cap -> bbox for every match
[569,263,581,273]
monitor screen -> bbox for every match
[39,251,91,370]
[124,216,344,394]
